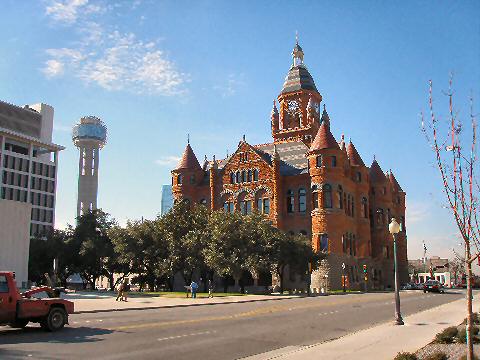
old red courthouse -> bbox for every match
[171,41,408,291]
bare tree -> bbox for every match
[421,77,479,360]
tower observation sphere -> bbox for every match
[72,116,108,218]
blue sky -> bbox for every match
[1,1,479,261]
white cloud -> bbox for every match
[43,59,65,77]
[53,122,73,132]
[42,3,188,95]
[45,0,102,24]
[214,73,246,98]
[406,200,430,224]
[155,156,181,166]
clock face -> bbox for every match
[287,100,299,113]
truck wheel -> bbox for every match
[42,307,67,332]
[9,319,29,329]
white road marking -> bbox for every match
[85,320,90,323]
[157,330,215,342]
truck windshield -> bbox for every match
[0,275,9,293]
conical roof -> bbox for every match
[369,159,387,183]
[175,144,201,170]
[347,141,365,166]
[389,171,404,192]
[310,122,339,151]
[281,65,318,94]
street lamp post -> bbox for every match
[342,262,346,293]
[389,217,404,325]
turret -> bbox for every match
[171,140,203,204]
[307,109,345,253]
[347,140,371,257]
[271,100,279,135]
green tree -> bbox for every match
[161,201,210,288]
[111,219,169,291]
[69,210,117,289]
[28,229,74,286]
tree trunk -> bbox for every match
[279,266,284,294]
[466,244,474,360]
[108,273,115,291]
[223,276,228,293]
[234,276,240,293]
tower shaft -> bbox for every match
[77,144,100,217]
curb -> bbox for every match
[74,295,299,314]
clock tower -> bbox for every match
[272,39,322,146]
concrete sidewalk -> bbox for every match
[63,292,297,313]
[246,293,478,360]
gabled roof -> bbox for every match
[309,122,339,152]
[256,141,309,176]
[281,65,318,94]
[347,141,365,167]
[175,143,201,170]
[389,171,404,192]
[369,159,387,183]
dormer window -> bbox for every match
[316,155,322,167]
[356,172,362,182]
[177,174,183,185]
[331,156,337,167]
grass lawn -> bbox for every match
[126,291,248,298]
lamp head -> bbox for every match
[389,217,401,234]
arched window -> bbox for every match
[362,197,368,218]
[298,188,306,213]
[177,174,183,185]
[323,184,332,208]
[331,156,337,167]
[253,169,259,181]
[352,198,355,217]
[287,190,295,213]
[320,233,328,251]
[190,174,196,184]
[349,234,353,256]
[316,155,322,167]
[337,185,343,209]
[200,199,207,205]
[357,172,362,182]
[376,208,384,225]
[353,235,357,256]
[230,173,235,184]
[241,170,246,183]
[312,185,318,209]
[347,194,351,215]
[342,234,347,253]
[256,189,270,215]
[247,170,252,182]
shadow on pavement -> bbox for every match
[0,348,46,360]
[0,325,115,346]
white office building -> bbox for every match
[0,100,64,286]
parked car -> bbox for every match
[402,283,418,290]
[423,280,445,293]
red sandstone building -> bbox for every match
[171,41,408,291]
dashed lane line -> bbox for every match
[157,330,215,342]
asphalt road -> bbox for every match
[0,290,465,360]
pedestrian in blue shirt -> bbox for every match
[190,281,198,299]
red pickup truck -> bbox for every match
[0,271,74,331]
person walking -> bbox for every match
[122,281,129,302]
[190,280,198,299]
[208,279,214,298]
[116,282,125,301]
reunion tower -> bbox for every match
[72,116,107,218]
